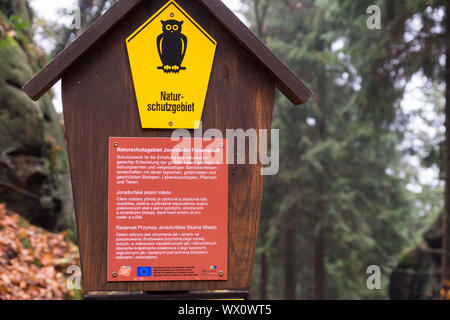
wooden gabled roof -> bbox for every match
[23,0,312,105]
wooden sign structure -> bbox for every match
[23,0,311,299]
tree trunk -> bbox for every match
[284,226,296,299]
[260,251,268,300]
[442,1,450,295]
[314,98,327,300]
[314,209,326,300]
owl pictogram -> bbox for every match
[157,20,188,73]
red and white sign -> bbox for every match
[107,137,228,282]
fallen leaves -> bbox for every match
[0,204,80,300]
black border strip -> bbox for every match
[127,1,216,45]
[171,2,216,45]
[127,1,172,42]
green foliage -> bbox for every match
[0,14,29,48]
[244,0,443,300]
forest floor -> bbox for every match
[0,204,81,300]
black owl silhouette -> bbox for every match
[157,20,188,73]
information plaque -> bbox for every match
[107,137,228,282]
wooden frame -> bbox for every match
[23,0,312,292]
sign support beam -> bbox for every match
[84,290,249,300]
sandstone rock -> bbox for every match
[0,0,74,234]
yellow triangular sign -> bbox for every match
[126,0,217,129]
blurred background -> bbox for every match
[0,0,448,300]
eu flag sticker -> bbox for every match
[136,267,152,277]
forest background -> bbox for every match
[0,0,448,300]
